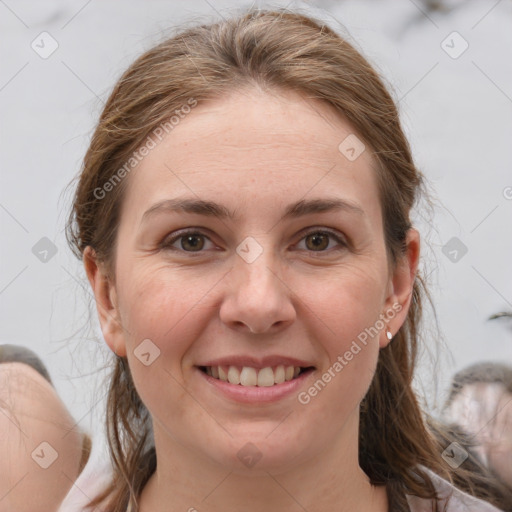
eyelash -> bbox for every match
[160,228,348,255]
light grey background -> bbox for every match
[1,0,511,446]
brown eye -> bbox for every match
[305,232,330,251]
[162,230,214,253]
[180,234,205,251]
[296,229,347,253]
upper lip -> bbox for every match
[197,355,315,370]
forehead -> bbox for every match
[122,88,382,224]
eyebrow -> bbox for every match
[141,196,365,224]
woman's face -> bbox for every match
[86,88,417,473]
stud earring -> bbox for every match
[386,330,393,341]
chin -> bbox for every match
[204,429,312,475]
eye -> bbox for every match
[161,230,215,252]
[295,229,347,252]
[161,228,347,254]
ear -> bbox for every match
[83,246,127,357]
[380,228,420,349]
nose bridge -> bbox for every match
[220,235,295,333]
[235,235,280,299]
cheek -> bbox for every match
[118,270,205,424]
[291,265,386,417]
[118,262,218,345]
[295,325,379,442]
[115,263,229,409]
[297,262,387,349]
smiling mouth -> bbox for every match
[198,365,315,387]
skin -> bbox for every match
[85,87,420,512]
[0,362,84,512]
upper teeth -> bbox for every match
[205,365,302,386]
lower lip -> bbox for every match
[195,367,315,404]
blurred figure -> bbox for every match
[428,418,512,510]
[0,344,91,512]
[443,362,512,489]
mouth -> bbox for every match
[197,364,315,387]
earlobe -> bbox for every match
[380,229,420,349]
[83,247,127,357]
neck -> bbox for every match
[138,411,388,512]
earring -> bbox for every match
[386,330,393,341]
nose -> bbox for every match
[219,246,296,335]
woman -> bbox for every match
[63,8,505,512]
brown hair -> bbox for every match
[66,8,499,511]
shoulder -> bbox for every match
[406,468,504,512]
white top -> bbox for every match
[406,468,503,511]
[59,458,504,512]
